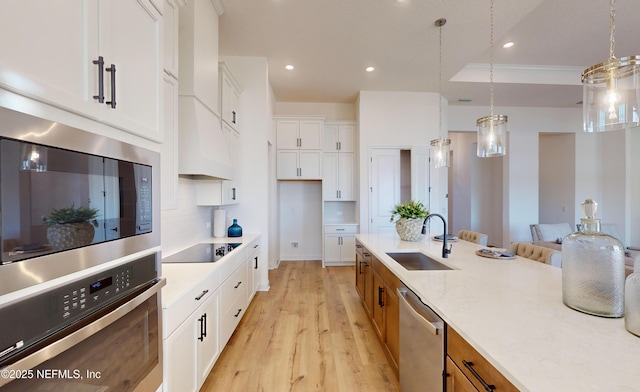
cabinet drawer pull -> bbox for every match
[462,360,496,391]
[92,56,104,103]
[254,256,258,269]
[232,110,237,124]
[234,308,242,317]
[378,286,385,307]
[232,187,237,200]
[197,313,206,341]
[105,63,116,108]
[234,281,242,289]
[195,289,209,301]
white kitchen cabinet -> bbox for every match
[220,62,241,131]
[276,118,324,150]
[246,242,260,302]
[179,0,220,115]
[220,259,249,347]
[161,74,179,210]
[195,123,240,205]
[277,150,322,180]
[323,224,357,266]
[0,0,163,142]
[324,122,355,153]
[323,152,354,200]
[164,280,220,392]
[163,0,179,78]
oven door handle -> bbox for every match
[0,278,166,384]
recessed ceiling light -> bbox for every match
[365,66,375,72]
[285,64,294,70]
[503,42,514,48]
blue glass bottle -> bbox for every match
[227,219,242,238]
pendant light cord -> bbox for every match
[439,20,443,137]
[609,0,616,60]
[489,0,494,118]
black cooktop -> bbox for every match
[162,242,241,263]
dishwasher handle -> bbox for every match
[397,287,443,335]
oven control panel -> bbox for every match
[0,253,158,366]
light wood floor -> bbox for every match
[201,260,400,392]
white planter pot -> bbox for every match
[395,218,426,242]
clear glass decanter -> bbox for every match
[625,273,640,336]
[562,199,625,317]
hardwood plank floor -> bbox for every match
[201,260,400,392]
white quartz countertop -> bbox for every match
[356,233,640,392]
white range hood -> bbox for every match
[178,96,233,180]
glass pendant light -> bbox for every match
[582,0,640,133]
[476,0,507,158]
[430,17,451,168]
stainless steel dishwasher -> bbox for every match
[398,286,445,392]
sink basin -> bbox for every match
[386,252,453,271]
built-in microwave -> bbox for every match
[0,107,160,297]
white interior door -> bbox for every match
[369,148,400,234]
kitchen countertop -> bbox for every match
[160,234,258,308]
[356,233,640,392]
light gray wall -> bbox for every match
[539,134,575,227]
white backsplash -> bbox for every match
[161,177,213,257]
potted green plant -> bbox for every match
[390,200,429,241]
[43,204,99,250]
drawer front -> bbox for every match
[220,285,248,346]
[221,263,248,315]
[447,327,518,392]
[324,225,358,234]
[164,278,217,338]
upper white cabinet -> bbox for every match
[179,0,220,115]
[0,0,163,142]
[220,62,242,131]
[276,118,323,150]
[161,74,179,210]
[324,123,355,152]
[163,0,179,78]
[275,117,324,180]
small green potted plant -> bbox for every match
[390,200,429,241]
[43,204,99,250]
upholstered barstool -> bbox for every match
[457,230,488,246]
[508,242,562,267]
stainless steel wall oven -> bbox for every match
[0,107,163,391]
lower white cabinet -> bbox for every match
[164,283,220,392]
[247,242,260,302]
[323,225,358,266]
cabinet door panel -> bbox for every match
[446,357,478,392]
[323,124,339,152]
[277,150,299,179]
[99,0,162,141]
[323,153,339,200]
[0,0,100,118]
[340,235,356,262]
[338,153,354,200]
[324,235,341,262]
[299,120,323,149]
[164,316,198,392]
[197,291,220,387]
[276,121,299,149]
[161,75,179,210]
[372,270,385,341]
[299,151,322,179]
[338,125,355,152]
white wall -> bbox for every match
[539,134,575,226]
[274,102,356,121]
[278,181,323,260]
[358,91,445,235]
[219,56,272,288]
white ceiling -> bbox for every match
[218,0,640,108]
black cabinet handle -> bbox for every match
[232,110,236,124]
[378,286,385,307]
[92,56,104,103]
[462,360,496,391]
[195,289,209,301]
[232,187,237,200]
[197,314,205,341]
[234,281,242,289]
[202,313,207,338]
[105,64,116,108]
[254,256,258,269]
[359,260,363,275]
[234,308,242,317]
[110,227,118,232]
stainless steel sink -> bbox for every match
[386,252,453,271]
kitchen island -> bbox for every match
[356,233,640,392]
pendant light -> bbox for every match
[20,143,47,172]
[430,17,451,168]
[476,0,507,158]
[582,0,640,132]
